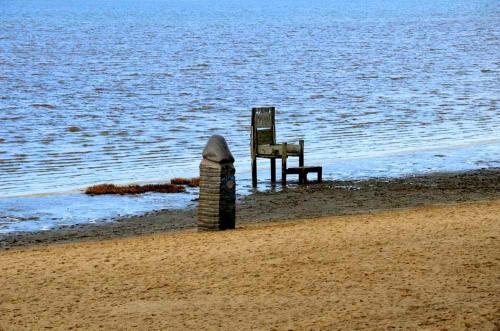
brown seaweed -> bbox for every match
[170,177,200,187]
[85,183,185,195]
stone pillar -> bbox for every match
[198,135,236,231]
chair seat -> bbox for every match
[256,143,302,157]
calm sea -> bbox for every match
[1,0,499,232]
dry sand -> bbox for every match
[1,199,499,330]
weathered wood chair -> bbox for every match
[251,106,304,186]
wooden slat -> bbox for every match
[256,129,274,145]
[286,143,301,154]
[257,143,302,156]
[286,166,322,174]
[253,107,274,128]
[256,144,274,155]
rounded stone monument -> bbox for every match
[198,135,236,230]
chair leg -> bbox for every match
[299,169,306,185]
[318,168,322,182]
[281,157,287,185]
[252,157,257,187]
[270,158,276,183]
[299,139,304,167]
[281,143,287,185]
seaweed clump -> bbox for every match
[85,183,185,195]
[170,177,200,187]
[85,177,200,196]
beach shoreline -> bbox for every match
[1,199,498,329]
[1,168,499,250]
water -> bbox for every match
[1,0,499,233]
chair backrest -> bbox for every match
[251,107,276,149]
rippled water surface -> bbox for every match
[1,0,499,232]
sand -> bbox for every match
[1,199,499,330]
[2,168,499,249]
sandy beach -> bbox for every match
[1,199,499,330]
[1,168,499,249]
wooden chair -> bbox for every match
[251,107,304,187]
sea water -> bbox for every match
[1,0,499,233]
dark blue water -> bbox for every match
[1,0,499,233]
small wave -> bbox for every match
[180,63,210,71]
[32,103,56,109]
[116,131,129,137]
[357,75,378,80]
[1,115,25,121]
[14,154,28,160]
[0,215,40,223]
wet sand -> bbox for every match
[1,199,499,330]
[1,168,499,249]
